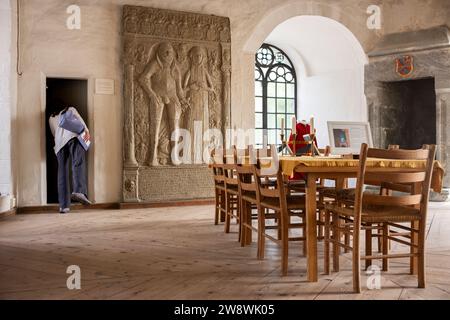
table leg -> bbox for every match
[335,178,349,254]
[306,173,318,282]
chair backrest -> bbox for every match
[210,148,225,185]
[223,146,239,188]
[352,143,370,222]
[318,145,331,156]
[380,145,415,194]
[363,145,436,210]
[236,145,257,193]
[254,145,286,202]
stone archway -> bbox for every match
[241,2,373,54]
[233,1,374,137]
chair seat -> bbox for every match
[261,179,277,187]
[260,195,306,211]
[215,183,226,191]
[225,185,239,195]
[325,203,422,223]
[320,187,355,201]
[241,191,257,203]
[286,179,306,187]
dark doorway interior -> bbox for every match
[381,77,436,149]
[46,78,88,204]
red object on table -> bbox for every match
[287,121,318,180]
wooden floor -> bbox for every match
[1,203,450,300]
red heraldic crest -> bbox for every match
[395,55,414,78]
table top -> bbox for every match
[279,156,445,193]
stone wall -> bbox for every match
[9,0,450,205]
[0,0,16,210]
[366,27,450,186]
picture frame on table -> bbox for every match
[327,121,374,155]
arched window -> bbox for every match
[255,43,297,147]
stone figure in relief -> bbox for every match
[177,43,190,74]
[184,46,215,136]
[139,41,187,166]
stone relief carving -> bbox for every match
[123,6,231,43]
[123,169,140,202]
[184,46,215,137]
[122,6,231,168]
[138,41,186,166]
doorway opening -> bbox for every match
[45,78,88,204]
[379,77,436,149]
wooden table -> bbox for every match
[279,156,445,282]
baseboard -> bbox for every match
[0,207,17,219]
[17,203,119,214]
[119,198,215,209]
[16,199,215,214]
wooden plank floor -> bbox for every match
[0,203,449,299]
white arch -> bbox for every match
[247,14,368,146]
[264,15,368,74]
[242,1,369,61]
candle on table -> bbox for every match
[310,116,314,135]
[281,118,285,133]
[292,116,297,135]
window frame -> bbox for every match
[255,43,297,146]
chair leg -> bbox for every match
[224,192,231,233]
[377,223,382,253]
[240,199,246,247]
[353,233,361,294]
[235,196,240,225]
[247,204,253,245]
[257,204,265,260]
[318,210,324,239]
[302,213,307,257]
[276,210,282,241]
[324,210,330,275]
[382,223,389,272]
[418,219,426,288]
[281,209,289,276]
[332,212,340,272]
[220,190,226,222]
[214,189,219,225]
[411,220,419,275]
[365,225,372,270]
[344,218,350,253]
[236,197,241,243]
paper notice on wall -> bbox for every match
[95,78,115,95]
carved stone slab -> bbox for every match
[138,165,214,202]
[122,6,230,202]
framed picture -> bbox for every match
[327,121,374,155]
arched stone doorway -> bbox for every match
[234,2,372,146]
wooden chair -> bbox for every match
[223,146,241,238]
[236,146,259,249]
[324,143,436,292]
[323,145,402,254]
[210,148,226,225]
[254,145,307,275]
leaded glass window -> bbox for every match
[255,43,297,147]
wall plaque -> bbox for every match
[95,78,115,95]
[121,5,231,202]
